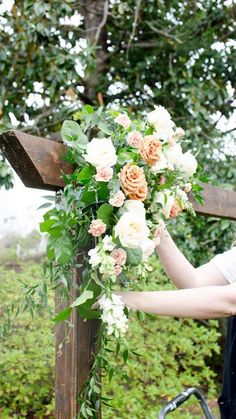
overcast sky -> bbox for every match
[0,171,50,238]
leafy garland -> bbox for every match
[40,104,203,417]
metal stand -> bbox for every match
[158,387,214,418]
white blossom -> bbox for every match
[99,294,128,337]
[84,137,117,167]
[151,190,175,219]
[102,235,116,252]
[88,247,102,267]
[147,106,175,139]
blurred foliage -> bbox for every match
[0,263,54,418]
[0,258,221,418]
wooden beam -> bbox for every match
[1,130,235,219]
[0,130,72,190]
[55,267,99,418]
[188,184,236,220]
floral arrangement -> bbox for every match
[40,104,202,417]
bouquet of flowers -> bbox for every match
[41,104,201,416]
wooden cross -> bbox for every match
[0,129,236,418]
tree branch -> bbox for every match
[93,0,109,46]
[126,0,142,56]
[147,22,183,44]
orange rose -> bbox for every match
[119,163,148,201]
[139,135,162,165]
[169,201,183,218]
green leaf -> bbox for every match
[70,290,94,308]
[124,247,142,265]
[137,310,145,321]
[83,104,94,114]
[97,203,113,226]
[76,166,95,184]
[77,306,100,320]
[52,307,72,322]
[98,122,112,135]
[61,120,88,148]
[123,349,129,363]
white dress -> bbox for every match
[210,246,236,283]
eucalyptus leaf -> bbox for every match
[70,290,94,308]
[124,247,143,265]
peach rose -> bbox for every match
[119,163,148,201]
[169,201,183,218]
[109,190,125,207]
[95,166,113,182]
[114,265,122,276]
[139,135,162,166]
[111,248,127,266]
[127,131,143,148]
[88,219,106,237]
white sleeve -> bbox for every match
[210,247,236,283]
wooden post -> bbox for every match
[0,129,236,418]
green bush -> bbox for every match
[0,259,221,418]
[0,263,54,418]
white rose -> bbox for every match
[151,152,168,173]
[176,187,188,202]
[124,200,146,218]
[164,143,183,168]
[102,235,116,251]
[174,127,185,139]
[114,211,150,248]
[88,247,102,267]
[140,238,156,261]
[147,106,175,138]
[152,190,175,219]
[179,151,198,177]
[84,137,117,167]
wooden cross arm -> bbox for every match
[0,130,72,190]
[0,130,235,219]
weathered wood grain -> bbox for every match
[55,269,100,418]
[0,130,72,190]
[188,183,236,220]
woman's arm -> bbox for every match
[155,231,227,288]
[116,283,236,319]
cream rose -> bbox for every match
[114,211,150,249]
[151,152,167,173]
[164,143,183,169]
[179,151,198,177]
[147,106,175,138]
[124,200,146,218]
[84,137,117,167]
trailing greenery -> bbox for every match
[0,257,221,418]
